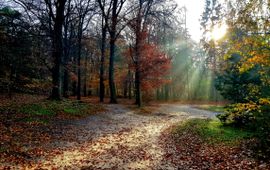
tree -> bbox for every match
[73,0,95,100]
[46,0,68,100]
[132,0,152,106]
[0,6,51,96]
[97,0,109,102]
[62,0,75,98]
[98,0,128,103]
[215,53,262,103]
[124,31,171,104]
[126,0,176,106]
[13,0,69,100]
[214,0,270,103]
[0,7,30,97]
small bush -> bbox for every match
[217,102,259,127]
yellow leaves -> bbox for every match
[238,63,252,73]
[223,32,270,79]
[259,98,270,105]
[238,102,259,111]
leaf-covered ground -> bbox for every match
[0,97,269,169]
[160,119,270,170]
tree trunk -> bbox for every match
[84,54,87,97]
[108,0,118,104]
[134,1,143,107]
[109,37,117,103]
[165,84,169,101]
[77,40,82,100]
[134,33,142,106]
[50,32,62,100]
[50,0,67,100]
[99,20,106,102]
[63,69,69,97]
[128,70,132,99]
[62,16,71,98]
[77,23,83,101]
[135,68,142,106]
[123,76,128,98]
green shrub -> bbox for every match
[253,103,270,159]
[217,102,259,127]
[217,99,270,159]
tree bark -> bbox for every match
[77,27,82,101]
[84,54,88,97]
[99,19,106,102]
[134,36,142,106]
[50,0,67,100]
[63,69,69,97]
[109,37,117,103]
[134,2,142,107]
[123,76,128,98]
[108,0,118,104]
[128,70,132,99]
[62,14,72,98]
[135,67,142,106]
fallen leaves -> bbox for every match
[0,100,269,169]
[159,124,270,170]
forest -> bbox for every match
[0,0,270,169]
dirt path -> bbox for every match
[2,104,217,169]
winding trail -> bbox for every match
[5,104,218,169]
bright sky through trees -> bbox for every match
[177,0,227,42]
[176,0,205,41]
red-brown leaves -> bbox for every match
[124,30,172,91]
[139,43,171,90]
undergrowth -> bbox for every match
[172,118,254,146]
[13,99,105,124]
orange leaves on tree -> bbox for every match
[138,44,171,90]
[125,37,171,91]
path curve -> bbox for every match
[4,104,218,169]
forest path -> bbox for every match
[6,104,218,169]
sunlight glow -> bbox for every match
[211,24,228,41]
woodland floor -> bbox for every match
[0,95,269,169]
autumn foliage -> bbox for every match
[125,31,171,91]
[138,44,171,90]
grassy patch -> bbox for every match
[20,103,55,116]
[18,99,104,120]
[196,105,225,112]
[173,119,254,146]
